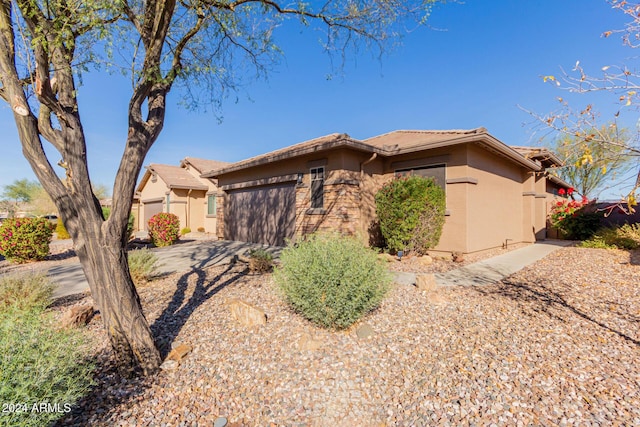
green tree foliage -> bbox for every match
[375,175,446,254]
[1,179,38,204]
[0,0,446,375]
[274,233,391,330]
[550,125,633,198]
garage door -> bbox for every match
[143,201,163,230]
[225,183,296,246]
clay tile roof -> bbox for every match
[181,157,231,174]
[148,164,208,190]
[365,128,488,151]
[202,133,361,177]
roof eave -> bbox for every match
[202,135,377,177]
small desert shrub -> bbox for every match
[248,248,274,274]
[128,249,159,284]
[580,223,640,250]
[0,217,53,263]
[375,175,445,254]
[148,213,180,247]
[180,227,191,235]
[197,227,205,233]
[55,217,70,239]
[0,275,94,427]
[274,233,391,330]
[0,274,53,313]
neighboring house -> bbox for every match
[201,128,571,253]
[134,157,229,233]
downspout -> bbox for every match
[187,189,192,229]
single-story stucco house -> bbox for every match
[134,157,229,233]
[200,128,571,254]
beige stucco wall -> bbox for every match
[464,144,529,253]
[136,165,219,234]
[216,142,546,254]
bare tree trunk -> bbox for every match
[75,226,161,376]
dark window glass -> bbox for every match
[310,167,325,209]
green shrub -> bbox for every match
[0,275,94,427]
[55,217,70,240]
[0,274,53,313]
[0,217,53,263]
[580,223,640,249]
[147,213,180,247]
[127,248,159,284]
[558,211,602,240]
[180,227,191,235]
[248,248,274,274]
[375,175,445,254]
[274,233,391,330]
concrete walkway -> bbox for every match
[50,239,278,298]
[434,240,573,287]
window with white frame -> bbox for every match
[207,194,216,216]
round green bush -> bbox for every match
[0,217,54,263]
[148,212,180,247]
[274,233,391,330]
[375,175,446,254]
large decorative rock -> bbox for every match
[167,343,193,362]
[59,303,95,328]
[226,299,267,327]
[298,332,323,351]
[415,273,437,292]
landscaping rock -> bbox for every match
[415,273,437,292]
[59,303,95,328]
[167,343,193,362]
[418,255,433,266]
[356,323,375,339]
[298,332,323,351]
[213,417,228,427]
[377,253,396,263]
[392,271,416,286]
[226,299,267,327]
[159,360,179,371]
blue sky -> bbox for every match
[0,0,635,198]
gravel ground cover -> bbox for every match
[47,246,639,426]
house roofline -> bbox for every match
[202,128,543,177]
[547,174,573,189]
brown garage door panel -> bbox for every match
[143,201,163,230]
[226,183,295,246]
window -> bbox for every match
[165,194,170,212]
[395,164,446,191]
[207,194,216,216]
[310,166,325,209]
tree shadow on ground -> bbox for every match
[472,278,640,347]
[150,261,248,358]
[53,260,249,426]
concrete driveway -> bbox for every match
[49,239,279,298]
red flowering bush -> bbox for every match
[148,213,180,247]
[0,217,54,263]
[549,188,602,240]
